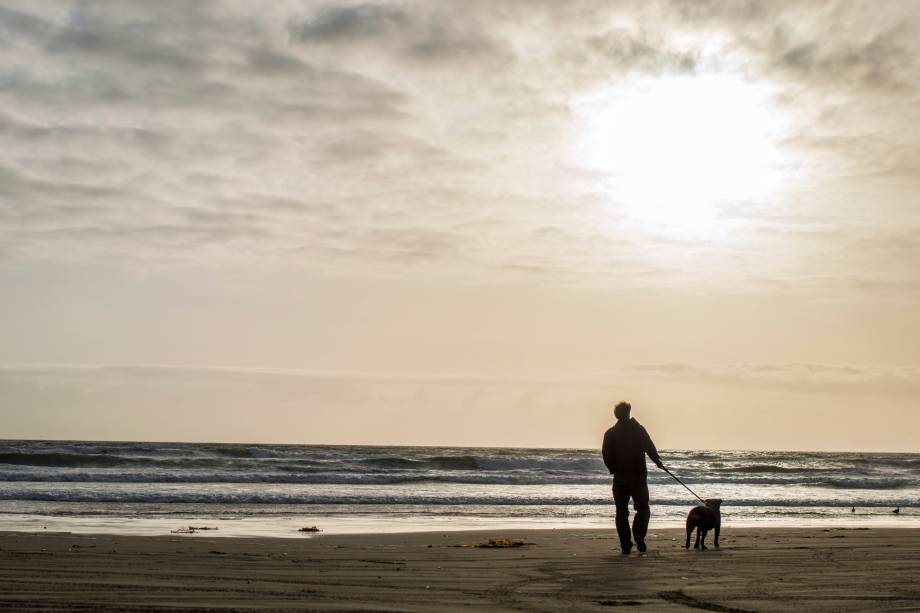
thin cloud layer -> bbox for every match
[0,0,918,295]
[5,362,920,397]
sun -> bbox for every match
[573,74,790,238]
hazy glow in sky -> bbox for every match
[575,73,791,236]
[1,1,920,450]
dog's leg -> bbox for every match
[685,519,693,549]
[693,527,700,549]
[700,528,708,550]
[714,524,720,548]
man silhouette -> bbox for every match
[601,401,664,554]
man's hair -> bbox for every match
[614,401,631,420]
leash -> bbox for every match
[662,466,707,505]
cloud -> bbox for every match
[315,130,447,166]
[0,109,46,138]
[0,0,918,296]
[0,164,129,207]
[0,5,53,40]
[758,25,916,92]
[289,3,514,66]
[291,4,410,42]
[574,30,699,78]
[615,362,920,398]
[43,19,208,75]
[0,2,425,264]
[5,362,920,397]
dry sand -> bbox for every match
[1,527,918,612]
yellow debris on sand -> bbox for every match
[478,539,527,548]
[451,538,530,548]
[170,526,219,534]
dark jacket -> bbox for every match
[602,417,662,481]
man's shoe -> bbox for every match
[635,536,647,553]
[620,543,633,554]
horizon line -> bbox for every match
[1,436,916,455]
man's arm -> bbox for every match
[601,430,616,474]
[642,426,664,469]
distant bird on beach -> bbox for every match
[893,506,900,514]
[851,507,855,513]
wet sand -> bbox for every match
[1,527,918,611]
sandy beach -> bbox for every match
[0,527,917,612]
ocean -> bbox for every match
[0,440,916,537]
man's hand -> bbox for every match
[656,461,666,470]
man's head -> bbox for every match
[614,401,631,421]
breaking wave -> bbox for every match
[0,441,916,522]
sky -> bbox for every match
[1,0,919,451]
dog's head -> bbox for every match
[705,498,723,508]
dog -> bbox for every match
[685,499,722,550]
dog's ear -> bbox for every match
[706,498,723,506]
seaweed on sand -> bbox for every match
[170,526,219,534]
[451,538,530,548]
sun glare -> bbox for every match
[574,74,790,237]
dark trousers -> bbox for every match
[612,479,650,550]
